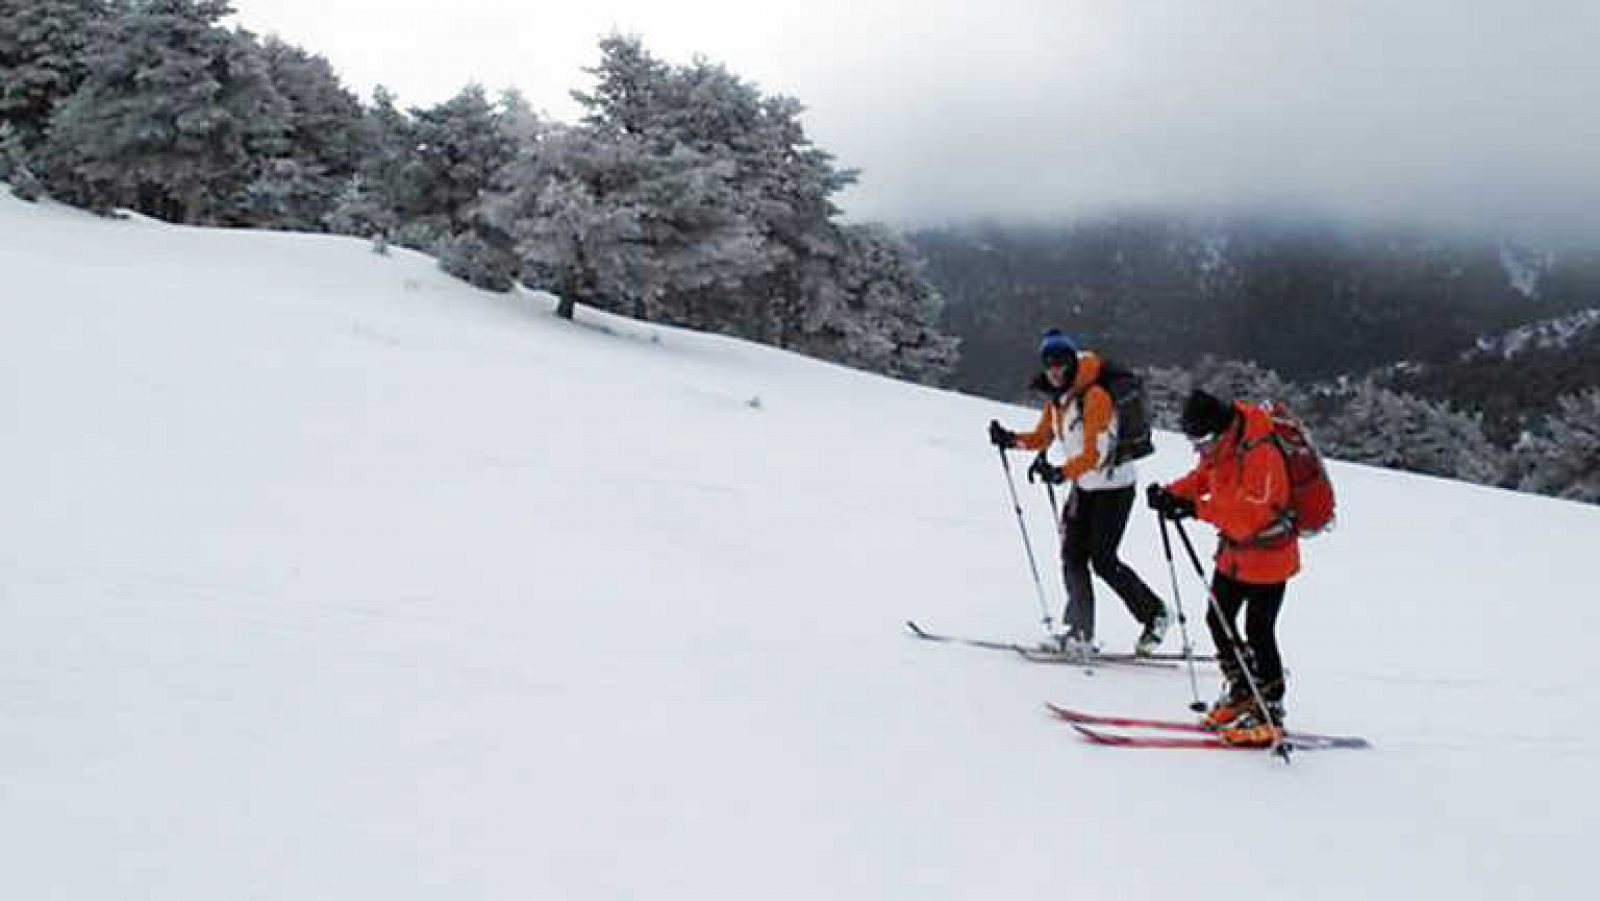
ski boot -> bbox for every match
[1134,611,1170,656]
[1047,631,1097,663]
[1219,702,1286,747]
[1201,680,1254,729]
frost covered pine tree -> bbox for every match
[568,37,861,333]
[392,84,519,249]
[801,223,958,384]
[486,125,762,320]
[563,36,775,331]
[612,52,857,344]
[1190,356,1303,409]
[0,0,113,157]
[482,128,616,318]
[44,0,289,222]
[238,36,368,230]
[1516,389,1600,504]
[1142,365,1196,431]
[325,85,410,241]
[481,34,956,383]
[1314,379,1505,486]
[1141,356,1304,433]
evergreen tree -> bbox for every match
[482,35,957,384]
[44,0,289,223]
[486,128,621,318]
[1313,379,1505,486]
[487,126,762,319]
[0,0,114,156]
[394,83,519,247]
[1144,357,1305,432]
[437,229,519,292]
[571,35,860,339]
[326,85,409,239]
[1,121,45,199]
[1143,365,1195,431]
[799,223,957,384]
[571,34,669,140]
[495,88,544,145]
[1190,356,1305,410]
[1516,389,1600,503]
[236,36,367,229]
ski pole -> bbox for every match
[1155,511,1205,712]
[1041,456,1068,627]
[996,446,1055,634]
[1172,517,1290,762]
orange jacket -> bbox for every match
[1014,353,1113,481]
[1166,401,1301,585]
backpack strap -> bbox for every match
[1063,384,1121,473]
[1236,426,1296,543]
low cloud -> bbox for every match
[235,0,1600,241]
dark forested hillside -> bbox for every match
[1383,311,1600,444]
[914,216,1598,401]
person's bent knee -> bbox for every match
[1088,554,1123,576]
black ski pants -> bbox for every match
[1059,484,1167,641]
[1207,572,1287,702]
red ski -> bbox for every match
[1069,722,1265,750]
[1046,704,1370,750]
[1046,703,1210,733]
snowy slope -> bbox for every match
[3,192,1597,900]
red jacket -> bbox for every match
[1167,401,1300,585]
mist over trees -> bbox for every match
[918,218,1600,503]
[917,217,1596,399]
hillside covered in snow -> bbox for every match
[3,193,1597,899]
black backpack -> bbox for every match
[1091,359,1155,466]
[1034,358,1156,467]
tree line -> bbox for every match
[1141,356,1600,505]
[914,216,1600,398]
[0,0,956,384]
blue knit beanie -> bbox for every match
[1039,328,1079,364]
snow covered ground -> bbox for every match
[3,191,1597,899]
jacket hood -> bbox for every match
[1069,351,1101,395]
[1235,400,1275,443]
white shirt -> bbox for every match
[1048,392,1138,492]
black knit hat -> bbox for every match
[1180,389,1234,440]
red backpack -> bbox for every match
[1249,401,1336,538]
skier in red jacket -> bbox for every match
[1147,389,1297,747]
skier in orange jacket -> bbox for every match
[989,330,1169,658]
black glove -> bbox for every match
[1146,484,1195,520]
[1171,496,1196,520]
[988,419,1016,449]
[1028,453,1066,485]
[1145,483,1170,512]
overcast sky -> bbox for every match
[229,1,1600,241]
